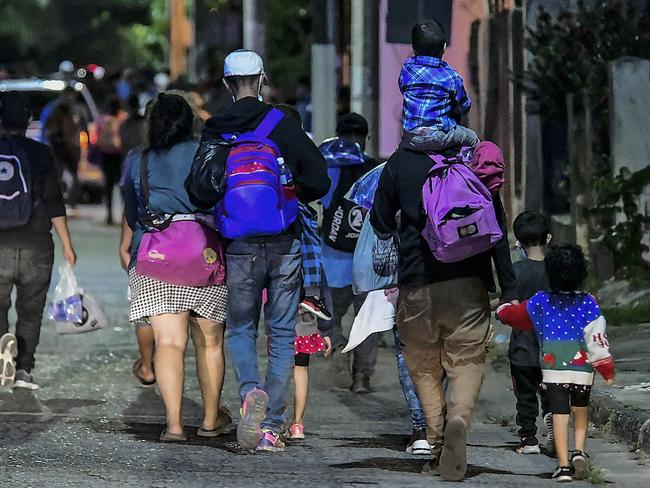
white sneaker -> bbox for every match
[406,430,432,455]
[544,412,555,442]
[516,436,542,454]
[407,439,433,455]
[0,333,17,387]
[14,369,39,390]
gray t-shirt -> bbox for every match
[508,258,549,367]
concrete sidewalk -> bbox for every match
[590,324,650,455]
[1,215,649,487]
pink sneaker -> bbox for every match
[289,423,305,440]
[256,428,286,452]
[237,389,268,450]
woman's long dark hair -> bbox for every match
[148,93,195,150]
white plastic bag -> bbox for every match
[352,216,399,294]
[47,263,83,324]
[54,294,107,335]
[342,288,398,353]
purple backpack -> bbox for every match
[135,152,226,287]
[216,108,298,239]
[421,153,503,263]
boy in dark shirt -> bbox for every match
[0,92,76,390]
[509,211,552,454]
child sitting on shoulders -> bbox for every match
[497,244,615,483]
[399,19,480,153]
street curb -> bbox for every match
[590,390,650,455]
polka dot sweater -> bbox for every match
[497,291,614,385]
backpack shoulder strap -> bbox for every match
[253,108,284,139]
[139,150,151,205]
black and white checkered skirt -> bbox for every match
[128,268,228,324]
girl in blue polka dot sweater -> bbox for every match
[497,244,615,483]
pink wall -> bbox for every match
[378,0,486,159]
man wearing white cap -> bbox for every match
[187,50,330,453]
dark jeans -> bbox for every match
[330,286,377,377]
[0,246,54,372]
[394,326,426,430]
[225,235,302,432]
[510,364,550,437]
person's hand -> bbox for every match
[510,299,520,305]
[605,377,615,386]
[63,245,77,266]
[489,297,501,311]
[120,247,130,271]
[323,336,332,357]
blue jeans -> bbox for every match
[393,326,426,431]
[226,235,302,432]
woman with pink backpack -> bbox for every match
[121,93,229,442]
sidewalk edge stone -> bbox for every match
[590,390,650,455]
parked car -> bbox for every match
[0,78,104,202]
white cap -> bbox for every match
[224,50,265,77]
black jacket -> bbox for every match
[0,135,65,250]
[370,148,517,301]
[186,97,330,210]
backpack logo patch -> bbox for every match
[0,160,15,181]
[348,206,364,234]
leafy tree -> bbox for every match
[265,0,311,98]
[526,1,650,280]
[0,0,167,73]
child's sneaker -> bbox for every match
[256,428,286,452]
[405,429,432,455]
[516,436,541,454]
[289,423,305,440]
[0,333,17,387]
[237,388,268,450]
[544,412,555,442]
[551,465,573,482]
[571,450,588,480]
[300,296,332,321]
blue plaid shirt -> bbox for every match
[399,56,471,132]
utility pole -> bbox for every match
[243,0,266,57]
[311,0,337,144]
[350,0,379,156]
[170,0,192,81]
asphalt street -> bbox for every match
[0,216,648,487]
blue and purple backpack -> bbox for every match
[216,108,298,239]
[421,152,503,263]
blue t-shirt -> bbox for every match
[121,140,203,265]
[321,243,354,288]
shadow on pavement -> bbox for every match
[330,456,551,479]
[332,433,409,452]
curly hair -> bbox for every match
[148,93,195,150]
[544,244,588,293]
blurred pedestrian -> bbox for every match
[0,92,76,390]
[121,93,229,442]
[119,95,147,160]
[45,88,82,210]
[186,49,329,452]
[97,98,124,225]
[320,113,380,394]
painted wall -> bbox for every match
[378,0,487,159]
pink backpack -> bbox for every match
[467,141,505,193]
[421,152,503,263]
